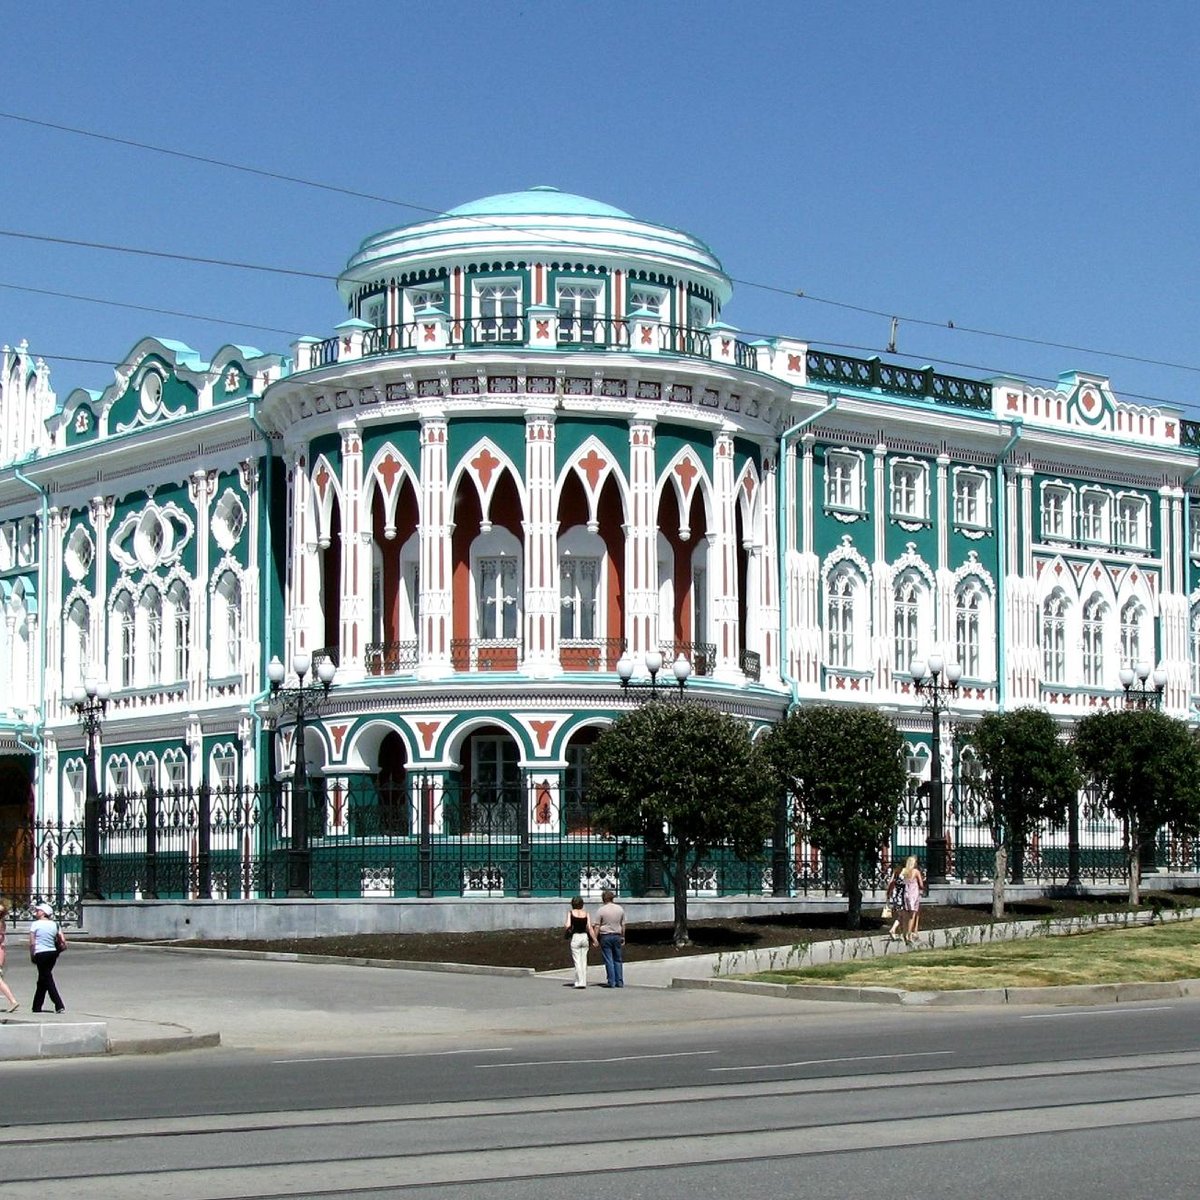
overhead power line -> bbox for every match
[3,109,1196,383]
[2,110,1198,409]
[0,281,304,338]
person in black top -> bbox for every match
[564,896,598,988]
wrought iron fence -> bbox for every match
[3,776,1188,918]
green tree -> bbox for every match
[969,708,1080,917]
[586,700,774,947]
[1073,709,1200,904]
[762,704,907,929]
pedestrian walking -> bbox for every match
[563,896,598,989]
[593,889,626,988]
[883,863,904,940]
[900,856,925,945]
[0,902,19,1012]
[28,902,66,1013]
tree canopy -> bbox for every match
[1073,708,1200,903]
[586,700,774,945]
[762,704,906,928]
[969,707,1079,914]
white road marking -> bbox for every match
[273,1046,514,1064]
[477,1050,720,1068]
[711,1050,955,1072]
[1020,1006,1175,1020]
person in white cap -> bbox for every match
[28,902,66,1013]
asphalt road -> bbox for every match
[2,953,1199,1200]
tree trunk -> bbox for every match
[844,848,862,929]
[672,848,691,947]
[1127,822,1141,906]
[992,845,1007,919]
[1010,830,1026,885]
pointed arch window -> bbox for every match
[211,571,242,676]
[955,579,984,678]
[826,565,862,668]
[1120,599,1145,668]
[892,570,926,672]
[114,591,136,688]
[1082,595,1107,687]
[142,587,163,684]
[1041,589,1069,685]
[65,598,90,688]
[168,580,191,681]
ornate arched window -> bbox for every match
[1041,589,1069,685]
[892,569,926,671]
[826,565,863,669]
[1082,595,1108,687]
[955,579,984,678]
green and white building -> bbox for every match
[2,187,1197,917]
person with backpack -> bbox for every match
[28,902,67,1013]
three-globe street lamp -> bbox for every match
[267,652,336,897]
[70,674,112,900]
[616,649,692,698]
[910,653,961,886]
[1119,660,1167,710]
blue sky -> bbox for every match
[3,1,1198,415]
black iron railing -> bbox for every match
[740,649,762,681]
[659,641,718,677]
[4,776,1186,906]
[450,638,523,672]
[806,350,992,411]
[365,641,419,676]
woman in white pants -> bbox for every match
[564,896,598,988]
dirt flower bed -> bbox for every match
[166,892,1199,975]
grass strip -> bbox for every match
[749,919,1200,990]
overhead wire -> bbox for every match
[1,108,1197,407]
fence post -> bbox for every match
[143,786,158,900]
[772,787,790,897]
[1067,790,1081,889]
[418,778,433,897]
[197,783,212,900]
[517,774,533,897]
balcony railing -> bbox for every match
[660,641,717,677]
[365,641,419,676]
[311,316,761,374]
[559,638,627,672]
[806,350,992,412]
[450,638,522,672]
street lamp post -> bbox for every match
[1119,660,1167,710]
[615,649,692,698]
[70,674,111,901]
[910,653,961,886]
[267,652,336,897]
[614,649,691,897]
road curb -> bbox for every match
[77,941,536,977]
[108,1030,222,1055]
[672,975,1200,1006]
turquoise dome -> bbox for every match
[447,186,632,220]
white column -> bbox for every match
[339,427,368,675]
[872,443,889,688]
[418,410,453,677]
[625,413,659,661]
[710,428,739,678]
[522,409,559,677]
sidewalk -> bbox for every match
[3,908,1191,1061]
[0,936,803,1061]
